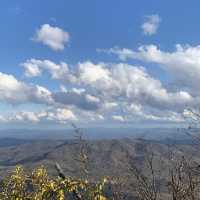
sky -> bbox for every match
[0,0,200,128]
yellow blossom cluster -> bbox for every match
[0,166,108,200]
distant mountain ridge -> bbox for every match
[0,136,198,178]
[0,127,195,140]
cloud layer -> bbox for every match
[0,108,77,124]
[1,20,199,126]
[13,57,200,125]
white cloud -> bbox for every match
[44,60,197,113]
[141,14,161,35]
[0,72,53,105]
[1,108,77,124]
[9,51,200,124]
[143,112,184,123]
[182,108,200,122]
[33,24,70,51]
[0,115,7,123]
[13,112,40,123]
[46,108,77,122]
[77,61,111,84]
[125,103,184,123]
[103,102,118,110]
[106,44,200,95]
[22,61,42,77]
[112,115,125,122]
[22,59,76,82]
[53,89,102,110]
[19,58,200,124]
[129,103,143,115]
[72,62,194,111]
[30,85,53,104]
[97,114,104,120]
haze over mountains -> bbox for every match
[0,127,198,199]
[0,127,193,140]
[0,127,198,177]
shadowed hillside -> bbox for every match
[0,137,200,199]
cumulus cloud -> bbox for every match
[0,108,77,124]
[22,62,42,77]
[70,62,194,111]
[105,44,200,95]
[0,115,7,123]
[143,112,184,123]
[33,24,70,51]
[0,72,53,105]
[53,88,101,110]
[9,50,200,124]
[28,85,53,104]
[125,103,184,123]
[31,60,196,113]
[77,61,111,84]
[22,59,192,121]
[45,108,77,122]
[112,115,125,122]
[13,112,40,123]
[141,14,161,35]
[22,59,76,82]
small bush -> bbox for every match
[0,166,108,200]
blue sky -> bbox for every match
[0,0,200,128]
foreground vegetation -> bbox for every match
[0,165,109,200]
[2,121,200,199]
[1,151,200,200]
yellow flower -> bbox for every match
[103,177,108,183]
[95,195,108,200]
[58,189,65,200]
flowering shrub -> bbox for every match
[0,166,108,200]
